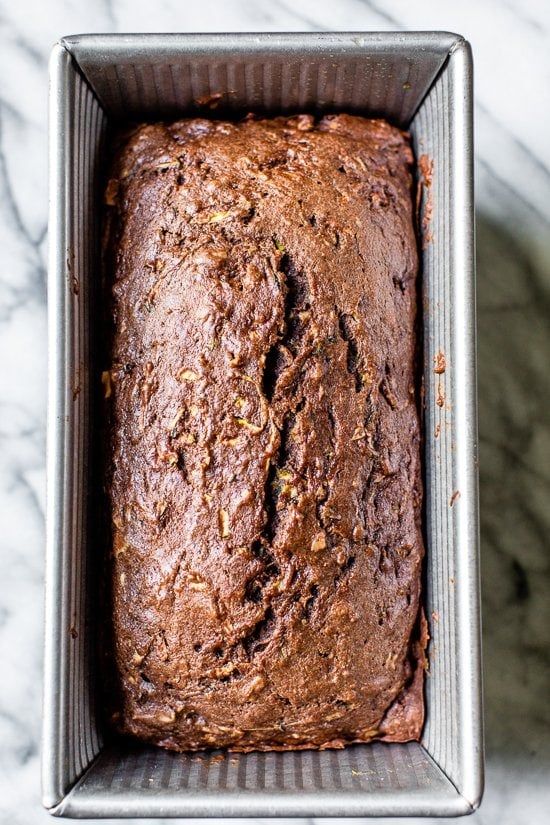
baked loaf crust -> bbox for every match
[103,114,425,752]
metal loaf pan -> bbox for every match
[44,32,482,817]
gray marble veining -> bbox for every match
[0,1,549,823]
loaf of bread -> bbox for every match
[103,114,425,752]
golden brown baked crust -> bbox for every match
[103,114,425,752]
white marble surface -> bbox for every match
[1,0,549,823]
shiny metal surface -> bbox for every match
[44,32,481,817]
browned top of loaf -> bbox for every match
[103,113,425,752]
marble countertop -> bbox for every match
[1,1,549,823]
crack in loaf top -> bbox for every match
[103,113,426,752]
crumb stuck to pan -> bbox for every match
[433,350,446,374]
[417,153,434,248]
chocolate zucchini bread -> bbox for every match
[103,114,425,752]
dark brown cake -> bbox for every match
[103,114,425,752]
